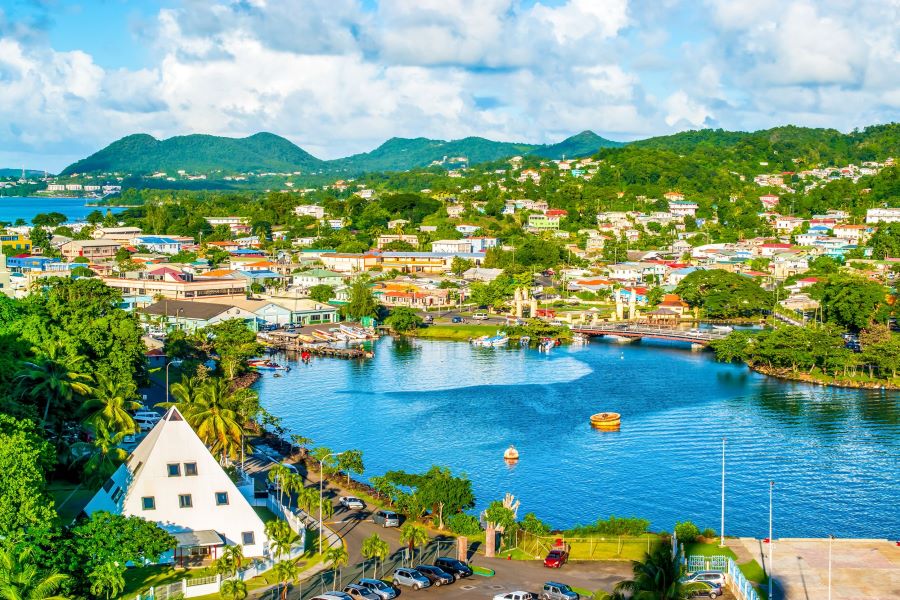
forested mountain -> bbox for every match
[531,130,622,159]
[0,168,46,177]
[60,132,325,176]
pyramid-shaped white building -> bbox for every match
[84,407,269,563]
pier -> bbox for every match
[260,331,372,359]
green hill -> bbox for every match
[60,132,324,176]
[529,130,622,159]
[0,169,47,178]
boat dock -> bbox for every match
[259,331,373,359]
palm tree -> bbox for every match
[267,464,291,505]
[169,375,202,406]
[265,520,302,561]
[361,533,389,578]
[88,562,125,600]
[271,558,300,600]
[324,545,349,589]
[220,578,248,600]
[399,523,429,566]
[214,545,246,578]
[72,421,129,488]
[0,546,69,600]
[80,373,141,434]
[14,343,93,426]
[614,540,693,600]
[159,378,245,460]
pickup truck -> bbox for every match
[339,496,365,509]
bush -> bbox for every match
[701,528,716,539]
[567,515,650,537]
[520,512,551,536]
[446,513,482,536]
[675,521,701,544]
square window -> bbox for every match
[178,494,192,508]
[184,462,198,476]
[215,492,229,506]
[167,463,180,477]
[142,496,156,510]
[241,531,255,545]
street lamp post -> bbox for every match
[720,437,726,547]
[165,359,183,403]
[318,450,347,553]
[768,481,775,600]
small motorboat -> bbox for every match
[590,412,621,430]
[503,445,519,461]
[248,359,290,372]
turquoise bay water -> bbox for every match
[256,338,900,538]
[0,197,124,224]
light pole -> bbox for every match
[720,437,726,547]
[768,481,774,600]
[165,359,183,403]
[828,534,834,600]
[318,450,347,553]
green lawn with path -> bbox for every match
[414,324,499,340]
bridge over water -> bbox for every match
[571,323,730,346]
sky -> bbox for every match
[1,0,899,173]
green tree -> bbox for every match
[818,275,889,331]
[382,466,475,529]
[264,520,302,561]
[68,511,176,573]
[205,319,262,380]
[71,422,129,487]
[213,545,246,578]
[337,449,364,485]
[80,373,141,434]
[0,415,58,545]
[484,500,517,530]
[14,342,94,426]
[674,521,701,544]
[675,269,772,318]
[399,523,429,562]
[384,307,423,333]
[324,545,349,589]
[308,284,335,303]
[343,276,379,321]
[361,533,390,578]
[220,578,249,600]
[271,558,300,600]
[88,562,125,600]
[520,512,551,536]
[451,256,474,277]
[613,540,693,599]
[0,546,69,600]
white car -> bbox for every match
[133,410,161,430]
[472,312,489,320]
[494,592,536,600]
[339,496,365,509]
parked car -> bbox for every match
[683,581,722,599]
[541,582,579,600]
[472,312,489,320]
[343,584,381,600]
[544,548,569,568]
[451,316,463,323]
[391,568,431,590]
[423,315,434,324]
[312,593,353,600]
[372,510,401,527]
[681,571,726,589]
[357,579,398,600]
[493,592,536,600]
[339,496,365,509]
[433,557,473,579]
[133,410,161,430]
[414,565,454,586]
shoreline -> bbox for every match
[748,363,900,390]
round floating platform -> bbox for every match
[590,412,621,430]
[503,445,520,461]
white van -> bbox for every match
[133,410,161,431]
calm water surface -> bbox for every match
[256,338,899,538]
[0,197,124,223]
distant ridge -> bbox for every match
[60,130,624,177]
[0,168,47,177]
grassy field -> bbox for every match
[503,533,662,562]
[414,324,498,340]
[120,565,215,599]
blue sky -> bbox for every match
[1,0,898,172]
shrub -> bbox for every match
[675,521,701,544]
[567,515,650,537]
[446,513,482,536]
[520,512,551,536]
[701,527,716,539]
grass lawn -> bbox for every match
[415,324,498,340]
[502,534,661,562]
[120,565,215,599]
[254,506,279,523]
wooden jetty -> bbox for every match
[260,331,372,359]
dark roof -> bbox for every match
[139,299,234,321]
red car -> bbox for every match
[543,549,568,568]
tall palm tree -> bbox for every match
[220,578,248,600]
[614,541,694,600]
[265,520,302,561]
[267,464,291,505]
[14,343,93,426]
[214,545,246,578]
[80,373,141,434]
[88,562,125,600]
[169,375,202,406]
[399,523,429,566]
[324,545,349,589]
[0,546,69,600]
[271,559,300,600]
[72,421,129,488]
[361,533,389,578]
[158,378,245,460]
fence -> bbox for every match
[686,555,760,600]
[511,530,660,561]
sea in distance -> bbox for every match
[0,197,125,224]
[256,336,900,539]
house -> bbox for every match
[0,254,10,297]
[833,224,873,244]
[664,192,685,202]
[293,205,325,219]
[668,200,698,218]
[205,216,250,234]
[446,205,465,218]
[469,237,498,253]
[196,296,294,326]
[264,297,339,325]
[61,239,121,261]
[431,240,473,253]
[866,208,900,224]
[658,294,690,316]
[93,226,143,242]
[372,281,452,309]
[387,219,409,230]
[320,253,379,273]
[527,214,560,230]
[102,272,248,303]
[774,216,805,234]
[132,236,183,255]
[376,234,418,249]
[759,194,780,209]
[455,224,480,236]
[83,407,272,562]
[614,287,649,304]
[139,300,257,332]
[292,268,344,289]
[462,267,503,282]
[0,234,32,253]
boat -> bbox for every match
[571,333,589,345]
[312,330,335,341]
[538,338,555,352]
[340,324,370,340]
[471,333,509,347]
[590,412,621,430]
[248,359,290,371]
[712,325,734,333]
[519,336,531,347]
[298,334,316,343]
[503,445,519,461]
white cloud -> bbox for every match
[663,90,712,127]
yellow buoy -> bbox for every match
[590,412,621,430]
[503,445,520,461]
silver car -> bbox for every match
[344,584,381,600]
[391,568,431,590]
[357,579,397,600]
[372,510,400,527]
[683,571,726,588]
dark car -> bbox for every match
[684,581,722,599]
[451,316,463,323]
[433,557,473,579]
[415,565,454,586]
[543,549,569,568]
